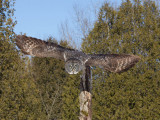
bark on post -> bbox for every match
[79,66,92,120]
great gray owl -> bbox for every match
[15,35,140,74]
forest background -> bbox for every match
[0,0,160,119]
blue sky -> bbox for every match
[14,0,121,43]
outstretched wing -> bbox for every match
[15,35,75,60]
[85,54,140,73]
[15,35,140,73]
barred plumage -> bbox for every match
[15,35,140,74]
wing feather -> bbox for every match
[15,35,75,60]
[15,35,140,73]
[86,54,140,73]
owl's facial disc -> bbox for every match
[65,58,83,74]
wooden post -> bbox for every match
[79,66,92,120]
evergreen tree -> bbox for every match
[82,0,160,119]
[61,73,80,120]
[2,0,159,119]
[0,0,44,119]
[60,41,80,120]
[59,40,80,120]
[31,38,80,120]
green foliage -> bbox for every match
[31,39,80,120]
[61,73,80,120]
[82,0,160,119]
[60,41,80,120]
[1,0,160,119]
[0,0,45,119]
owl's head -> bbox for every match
[65,58,83,74]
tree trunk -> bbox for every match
[79,66,92,120]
